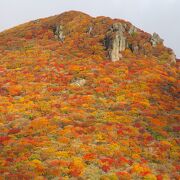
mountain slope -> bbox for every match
[0,11,179,179]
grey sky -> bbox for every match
[0,0,180,57]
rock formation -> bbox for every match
[49,11,175,64]
[169,51,176,64]
[87,26,93,35]
[71,78,86,87]
[105,23,127,61]
[151,32,163,47]
[53,25,65,42]
[128,25,137,36]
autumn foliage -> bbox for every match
[0,11,179,179]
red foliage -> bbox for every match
[8,128,20,134]
[116,171,131,178]
[156,174,163,180]
[83,153,96,161]
[0,136,10,144]
[102,165,111,172]
[69,168,82,177]
[175,165,180,171]
[100,157,115,165]
[173,126,180,132]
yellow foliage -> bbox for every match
[132,163,151,175]
[132,153,140,160]
[56,151,70,158]
[143,174,157,180]
[32,159,42,165]
[116,95,126,102]
[73,157,85,168]
[100,173,118,180]
[96,133,105,141]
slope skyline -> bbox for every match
[0,0,180,58]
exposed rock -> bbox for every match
[128,25,137,35]
[71,78,86,87]
[169,51,176,64]
[111,23,125,32]
[105,23,127,61]
[128,43,139,54]
[87,26,93,34]
[151,32,163,47]
[33,19,40,24]
[53,25,65,42]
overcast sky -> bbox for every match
[0,0,179,57]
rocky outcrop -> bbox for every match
[53,25,65,42]
[169,51,176,64]
[49,12,175,64]
[151,33,163,47]
[71,78,86,87]
[105,23,127,61]
[87,26,93,35]
[128,25,137,36]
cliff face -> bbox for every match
[105,22,127,61]
[48,11,176,63]
[0,11,179,179]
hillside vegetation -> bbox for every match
[0,11,179,179]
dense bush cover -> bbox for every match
[0,11,179,179]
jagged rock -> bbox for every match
[71,78,86,87]
[169,51,176,64]
[33,19,40,24]
[111,23,125,32]
[110,35,125,61]
[105,23,127,61]
[87,26,93,34]
[53,25,65,41]
[128,25,137,35]
[128,43,139,54]
[151,32,163,47]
